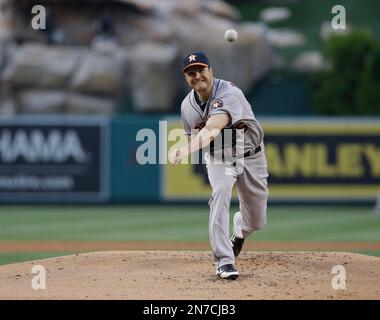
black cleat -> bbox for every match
[230,234,245,257]
[216,264,239,280]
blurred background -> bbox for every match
[0,0,379,265]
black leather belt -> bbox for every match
[243,145,261,158]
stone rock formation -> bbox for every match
[0,0,276,115]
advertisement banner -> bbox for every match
[0,117,108,202]
[163,119,380,203]
[109,116,160,202]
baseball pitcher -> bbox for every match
[169,51,269,280]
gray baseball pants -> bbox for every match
[206,144,269,268]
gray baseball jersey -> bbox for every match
[180,78,269,269]
[181,78,264,158]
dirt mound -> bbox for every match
[0,251,379,300]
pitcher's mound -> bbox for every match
[0,251,379,300]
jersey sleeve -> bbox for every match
[208,95,243,125]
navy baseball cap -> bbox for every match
[182,51,210,73]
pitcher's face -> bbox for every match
[184,66,214,94]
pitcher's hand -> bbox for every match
[168,148,182,165]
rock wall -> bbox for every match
[0,0,276,115]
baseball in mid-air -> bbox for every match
[224,29,238,42]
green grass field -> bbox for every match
[0,205,379,265]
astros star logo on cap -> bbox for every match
[182,51,210,73]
